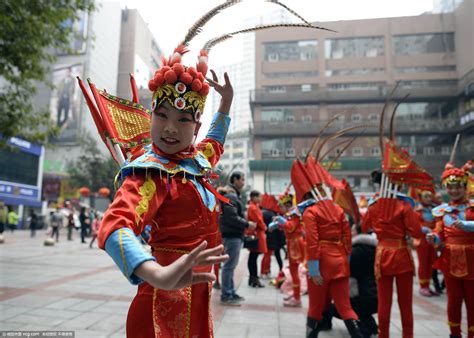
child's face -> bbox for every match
[151,102,199,154]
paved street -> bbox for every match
[0,230,466,337]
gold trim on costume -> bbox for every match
[447,321,461,327]
[135,174,156,226]
[186,286,192,338]
[118,229,128,277]
[152,288,162,337]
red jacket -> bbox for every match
[303,200,351,280]
[282,213,306,263]
[363,198,422,279]
[246,201,268,253]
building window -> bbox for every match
[352,147,363,157]
[441,146,450,155]
[408,147,417,156]
[351,114,362,122]
[325,68,384,76]
[328,82,384,91]
[302,115,312,122]
[395,65,456,73]
[301,84,312,92]
[265,86,287,93]
[423,146,435,155]
[264,40,318,61]
[393,33,455,55]
[301,148,309,156]
[325,37,384,59]
[370,147,381,156]
[262,138,292,158]
[368,113,379,121]
[399,80,457,88]
[335,147,346,156]
[264,71,319,79]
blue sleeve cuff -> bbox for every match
[206,112,231,144]
[276,216,286,225]
[105,228,155,285]
[308,260,320,277]
[421,226,432,234]
[462,221,474,232]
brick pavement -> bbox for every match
[0,230,467,337]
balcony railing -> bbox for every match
[251,118,459,137]
[250,84,458,106]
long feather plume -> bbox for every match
[182,0,241,46]
[379,82,399,156]
[327,135,361,171]
[319,136,358,162]
[449,134,461,164]
[203,23,335,52]
[389,93,409,141]
[316,125,370,161]
[304,114,342,163]
[266,0,313,27]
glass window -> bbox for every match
[423,146,435,155]
[325,37,384,59]
[399,80,457,88]
[396,101,457,120]
[395,65,456,73]
[370,147,381,156]
[328,82,384,91]
[264,40,318,61]
[393,33,455,55]
[325,68,384,76]
[264,71,319,79]
[261,108,294,122]
[441,146,450,155]
[262,138,292,158]
[352,147,363,157]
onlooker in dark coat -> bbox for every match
[261,208,284,275]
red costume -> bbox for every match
[432,162,474,338]
[415,202,437,290]
[303,200,356,321]
[246,201,268,254]
[99,138,227,337]
[363,197,422,338]
[281,211,306,302]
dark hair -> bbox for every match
[250,190,260,198]
[370,169,382,184]
[230,171,244,184]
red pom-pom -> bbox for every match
[148,80,157,91]
[172,63,185,76]
[187,66,198,78]
[199,82,210,96]
[164,70,178,84]
[191,79,202,91]
[153,72,164,87]
[197,73,205,82]
[462,160,473,172]
[179,72,193,85]
[160,66,171,74]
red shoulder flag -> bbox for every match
[333,179,361,224]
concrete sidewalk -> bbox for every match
[0,230,465,337]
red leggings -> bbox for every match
[261,250,273,275]
[416,242,436,288]
[289,259,301,301]
[214,264,220,284]
[377,271,413,338]
[444,276,474,338]
[307,276,357,321]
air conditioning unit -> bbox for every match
[270,149,280,157]
[285,148,295,157]
[302,115,312,123]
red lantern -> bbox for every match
[79,187,90,197]
[98,187,111,197]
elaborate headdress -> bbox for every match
[441,135,471,186]
[78,1,332,165]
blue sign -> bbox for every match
[7,137,43,156]
[0,182,40,200]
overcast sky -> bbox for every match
[116,0,434,65]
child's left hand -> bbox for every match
[207,70,233,115]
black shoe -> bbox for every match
[213,282,221,290]
[232,293,245,301]
[344,319,364,338]
[319,314,332,331]
[306,317,321,338]
[220,298,241,306]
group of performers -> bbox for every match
[76,2,473,337]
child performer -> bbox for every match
[270,193,306,307]
[428,161,474,338]
[97,49,233,337]
[414,190,439,296]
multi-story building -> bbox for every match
[250,0,474,193]
[116,8,162,108]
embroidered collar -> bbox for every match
[118,143,212,180]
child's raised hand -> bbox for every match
[207,70,233,115]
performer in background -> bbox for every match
[414,190,439,297]
[428,160,474,338]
